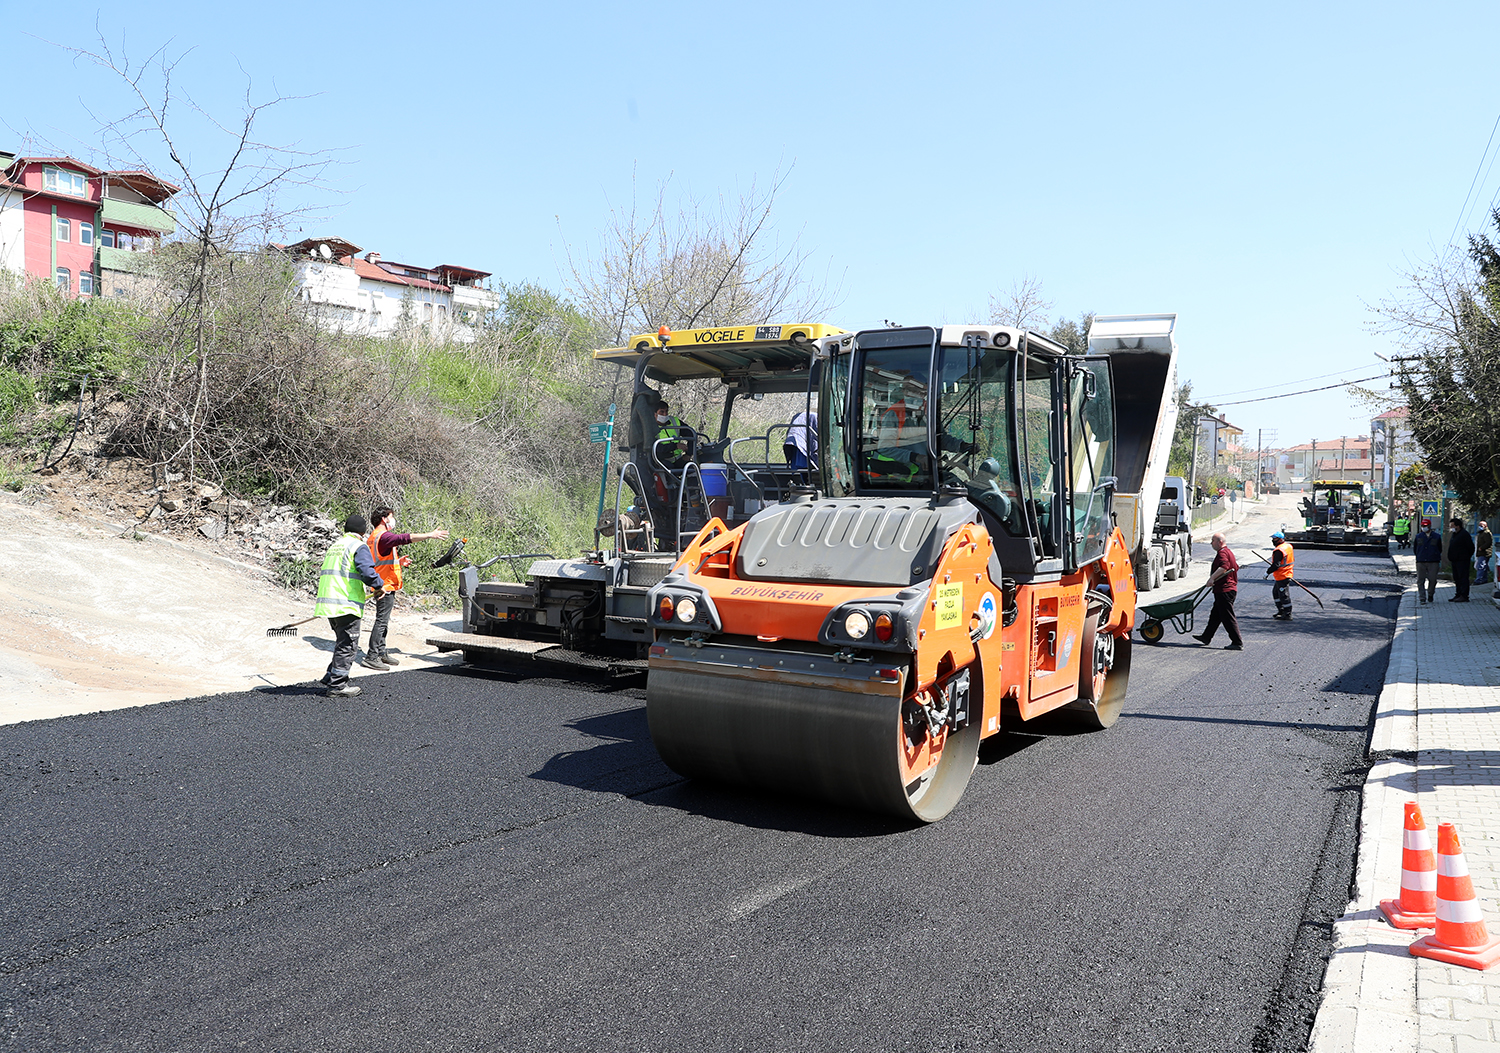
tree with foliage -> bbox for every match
[1377,208,1500,510]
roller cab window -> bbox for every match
[820,331,1028,539]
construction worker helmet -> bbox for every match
[1271,530,1285,541]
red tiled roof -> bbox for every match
[9,156,107,177]
[347,255,448,292]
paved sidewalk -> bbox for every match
[1311,550,1500,1053]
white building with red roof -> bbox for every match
[282,237,499,342]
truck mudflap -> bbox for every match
[647,639,982,822]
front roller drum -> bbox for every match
[647,651,981,823]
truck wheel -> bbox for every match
[1150,548,1164,590]
[1163,547,1179,581]
[1136,558,1153,593]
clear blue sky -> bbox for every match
[9,1,1500,450]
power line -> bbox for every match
[1451,111,1500,248]
[1199,366,1385,401]
[1215,373,1390,407]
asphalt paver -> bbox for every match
[2,545,1400,1052]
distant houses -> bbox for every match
[279,237,500,343]
[0,150,500,345]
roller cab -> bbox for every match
[646,324,1139,821]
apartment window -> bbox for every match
[56,268,71,293]
[43,166,87,196]
[101,229,115,248]
[423,302,434,325]
[56,218,70,242]
[79,222,93,246]
[79,271,94,296]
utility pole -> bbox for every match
[1257,429,1262,495]
[1340,435,1348,483]
[1189,419,1200,498]
[1310,438,1317,490]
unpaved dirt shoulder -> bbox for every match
[0,495,460,725]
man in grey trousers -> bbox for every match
[1412,517,1442,604]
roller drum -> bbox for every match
[648,644,980,822]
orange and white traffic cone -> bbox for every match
[1380,800,1437,929]
[1409,823,1500,970]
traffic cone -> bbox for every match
[1409,823,1500,970]
[1379,800,1437,929]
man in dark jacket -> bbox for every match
[1412,518,1443,604]
[1449,517,1475,602]
[1193,532,1243,649]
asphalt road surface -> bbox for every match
[2,543,1401,1053]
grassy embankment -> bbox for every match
[0,268,616,600]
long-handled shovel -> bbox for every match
[1251,550,1326,608]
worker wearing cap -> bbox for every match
[364,507,450,670]
[1265,530,1295,620]
[314,514,388,698]
[1412,517,1442,603]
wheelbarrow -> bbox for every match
[1137,582,1214,644]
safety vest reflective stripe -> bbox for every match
[368,528,402,590]
[315,535,370,618]
[1273,542,1295,581]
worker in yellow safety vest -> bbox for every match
[364,506,450,671]
[1265,529,1295,620]
[314,514,388,697]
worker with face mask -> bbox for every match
[654,400,690,469]
[1412,517,1442,604]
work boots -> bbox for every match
[326,683,362,698]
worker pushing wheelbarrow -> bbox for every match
[1137,582,1214,644]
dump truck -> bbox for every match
[427,323,841,672]
[1087,314,1188,592]
[645,321,1160,821]
[1286,480,1387,550]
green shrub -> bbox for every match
[0,368,34,424]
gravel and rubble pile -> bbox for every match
[22,450,440,606]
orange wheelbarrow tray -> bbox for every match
[1137,583,1213,644]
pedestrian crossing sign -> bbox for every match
[1422,500,1440,516]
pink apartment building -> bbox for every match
[0,152,179,297]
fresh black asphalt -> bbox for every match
[1,545,1401,1052]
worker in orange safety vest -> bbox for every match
[1265,529,1295,620]
[363,506,449,670]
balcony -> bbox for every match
[99,246,149,273]
[452,284,498,311]
[101,198,178,236]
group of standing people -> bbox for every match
[1414,516,1490,604]
[313,508,449,697]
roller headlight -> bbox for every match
[676,597,698,623]
[844,611,870,639]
